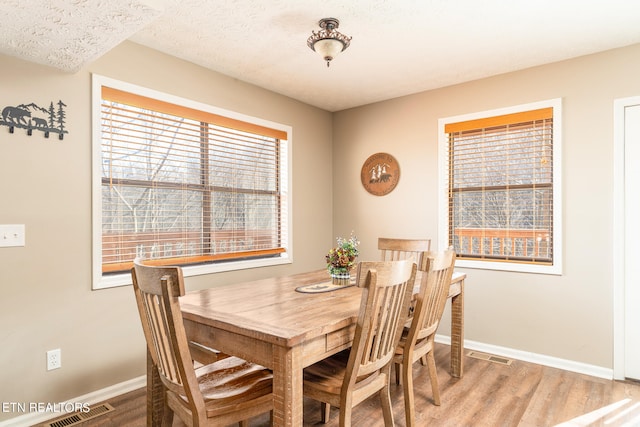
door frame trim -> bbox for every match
[613,96,640,379]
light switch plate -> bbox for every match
[0,224,25,247]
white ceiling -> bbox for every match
[2,0,640,112]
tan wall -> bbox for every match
[333,43,640,369]
[3,36,640,424]
[0,41,333,422]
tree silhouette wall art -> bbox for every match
[1,100,68,139]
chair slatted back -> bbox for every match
[378,237,431,271]
[131,261,204,409]
[411,250,456,345]
[347,260,417,382]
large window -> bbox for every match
[438,99,562,274]
[92,75,291,289]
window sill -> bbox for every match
[455,258,562,275]
[92,254,292,290]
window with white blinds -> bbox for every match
[92,76,291,288]
[438,99,562,274]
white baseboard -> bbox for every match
[0,375,145,427]
[436,334,613,380]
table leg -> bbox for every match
[147,349,167,426]
[450,279,465,378]
[272,345,303,427]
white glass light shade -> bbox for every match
[313,38,345,62]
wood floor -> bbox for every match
[36,343,640,427]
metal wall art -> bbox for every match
[360,152,400,196]
[1,101,68,139]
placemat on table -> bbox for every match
[295,280,355,293]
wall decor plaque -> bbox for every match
[360,152,400,196]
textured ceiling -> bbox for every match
[3,0,640,111]
[0,0,163,72]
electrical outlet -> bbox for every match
[0,224,25,248]
[47,349,61,370]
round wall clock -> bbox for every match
[360,152,400,196]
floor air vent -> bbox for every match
[45,403,114,427]
[468,351,513,365]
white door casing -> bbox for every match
[613,97,640,380]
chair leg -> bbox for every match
[321,402,331,423]
[420,355,428,366]
[379,382,395,427]
[426,351,441,406]
[339,394,354,427]
[395,362,401,385]
[339,404,353,427]
[402,357,416,427]
[161,407,174,427]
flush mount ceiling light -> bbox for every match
[307,18,352,67]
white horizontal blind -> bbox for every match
[445,108,553,264]
[100,86,287,273]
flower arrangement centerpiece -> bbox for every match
[325,232,359,285]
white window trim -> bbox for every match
[437,98,563,275]
[91,74,293,289]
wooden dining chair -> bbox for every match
[378,237,431,271]
[379,237,432,363]
[187,341,228,366]
[303,259,417,426]
[393,249,456,427]
[131,260,273,427]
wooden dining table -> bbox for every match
[146,268,466,426]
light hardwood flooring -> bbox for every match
[35,343,640,426]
